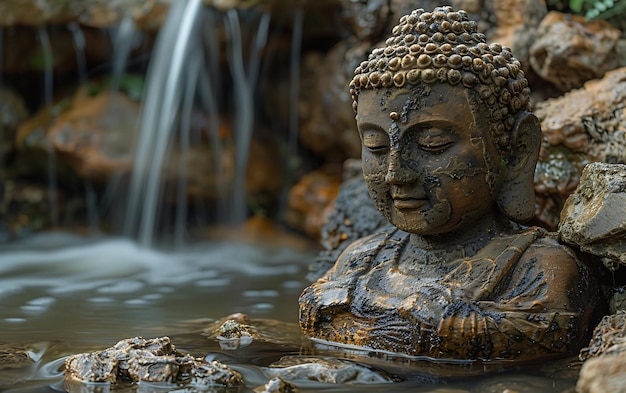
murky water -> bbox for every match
[0,233,582,392]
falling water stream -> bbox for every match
[0,1,585,392]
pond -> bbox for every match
[0,232,583,393]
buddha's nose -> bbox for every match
[384,149,415,185]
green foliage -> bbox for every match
[548,0,626,20]
[583,0,626,20]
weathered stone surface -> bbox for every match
[580,311,626,360]
[205,312,260,350]
[265,356,395,384]
[285,167,341,241]
[529,11,621,92]
[537,63,626,144]
[533,67,626,229]
[534,145,589,230]
[577,353,626,393]
[578,312,626,393]
[64,336,243,387]
[202,313,306,349]
[559,162,626,268]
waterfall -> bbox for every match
[36,26,59,228]
[109,16,137,93]
[223,9,271,224]
[67,22,87,84]
[124,0,204,247]
[0,1,306,246]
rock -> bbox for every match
[529,11,621,92]
[532,59,626,159]
[0,0,161,28]
[578,311,626,393]
[285,167,341,241]
[298,39,369,162]
[577,352,626,393]
[580,311,626,361]
[255,377,297,393]
[15,87,137,181]
[0,180,66,240]
[202,313,306,349]
[487,0,547,71]
[0,345,33,370]
[306,159,391,281]
[559,162,626,269]
[265,356,396,384]
[0,87,28,164]
[532,67,626,229]
[64,336,243,388]
[0,344,35,389]
[1,25,117,75]
[533,145,589,230]
[210,313,260,350]
[611,287,626,314]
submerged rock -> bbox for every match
[559,162,626,270]
[64,336,243,389]
[265,356,397,384]
[0,344,34,389]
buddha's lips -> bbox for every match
[392,197,428,210]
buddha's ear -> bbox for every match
[496,112,542,222]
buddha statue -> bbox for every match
[299,6,602,362]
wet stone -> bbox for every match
[265,356,396,384]
[559,162,626,269]
[0,345,33,370]
[64,336,243,388]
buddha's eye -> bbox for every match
[361,130,389,154]
[418,141,454,154]
[416,131,455,154]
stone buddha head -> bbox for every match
[349,6,542,237]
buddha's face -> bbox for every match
[356,83,497,235]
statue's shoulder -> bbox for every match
[332,228,407,275]
[514,226,583,281]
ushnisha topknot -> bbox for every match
[350,6,531,155]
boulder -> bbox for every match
[559,162,626,270]
[64,336,244,388]
[578,311,626,393]
[529,11,621,92]
[533,67,626,229]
